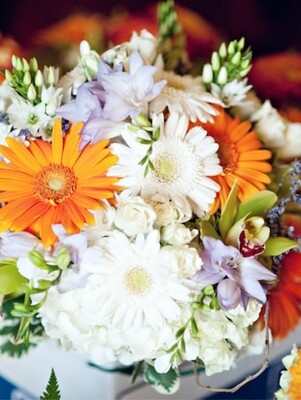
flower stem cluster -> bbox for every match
[202,38,252,89]
[157,0,188,71]
[5,55,57,105]
[131,114,161,176]
[194,285,220,312]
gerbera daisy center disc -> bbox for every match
[34,163,77,205]
[153,153,179,183]
[125,267,153,296]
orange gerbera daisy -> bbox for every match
[194,108,272,213]
[259,251,301,339]
[0,119,121,247]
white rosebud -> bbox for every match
[275,122,301,160]
[160,245,202,279]
[114,197,156,237]
[161,223,198,245]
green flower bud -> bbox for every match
[27,84,36,101]
[5,69,14,83]
[23,71,31,86]
[134,114,152,128]
[11,54,17,68]
[203,285,214,295]
[211,51,220,71]
[22,58,30,71]
[228,41,235,55]
[35,70,43,87]
[56,246,71,270]
[218,42,227,58]
[241,59,250,69]
[30,57,39,72]
[202,63,213,84]
[217,66,228,85]
[231,51,241,66]
[28,249,48,270]
[238,37,245,50]
[47,67,56,86]
[15,57,23,71]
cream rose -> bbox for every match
[161,223,198,245]
[114,197,156,236]
[160,245,202,279]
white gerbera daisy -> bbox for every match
[84,230,190,330]
[150,71,221,122]
[110,113,222,216]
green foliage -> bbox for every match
[263,237,299,256]
[40,369,61,400]
[0,259,28,295]
[143,364,180,394]
[235,190,278,222]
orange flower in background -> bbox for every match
[0,34,25,70]
[34,12,105,50]
[249,52,301,107]
[0,119,121,247]
[259,251,301,340]
[193,108,272,213]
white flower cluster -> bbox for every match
[34,197,263,375]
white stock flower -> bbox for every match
[114,196,156,236]
[161,223,198,245]
[7,98,52,137]
[159,245,202,279]
[150,71,221,123]
[211,78,252,108]
[275,122,301,159]
[128,29,159,65]
[150,200,191,227]
[250,100,287,149]
[225,299,262,328]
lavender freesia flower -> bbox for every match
[96,51,167,121]
[57,83,103,123]
[195,236,276,310]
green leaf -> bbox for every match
[40,368,61,400]
[143,364,180,395]
[235,190,278,221]
[219,183,239,238]
[262,237,299,256]
[0,263,28,295]
[199,220,220,240]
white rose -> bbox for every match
[160,245,202,279]
[275,122,301,159]
[225,299,262,327]
[161,223,198,245]
[197,309,236,341]
[114,197,156,236]
[199,340,235,375]
[129,29,158,64]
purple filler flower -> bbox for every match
[96,51,166,121]
[195,236,276,310]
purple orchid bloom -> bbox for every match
[95,51,167,121]
[194,236,276,310]
[57,83,103,124]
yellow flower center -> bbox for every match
[125,267,152,296]
[154,154,178,182]
[34,163,77,205]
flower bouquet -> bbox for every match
[0,0,300,396]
